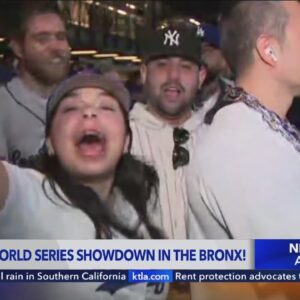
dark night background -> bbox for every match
[0,1,239,32]
[165,0,238,23]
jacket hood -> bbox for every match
[129,103,205,131]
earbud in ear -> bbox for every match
[265,47,278,62]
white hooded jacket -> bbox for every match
[130,103,206,239]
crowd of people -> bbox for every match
[0,1,300,300]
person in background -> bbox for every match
[287,97,300,130]
[0,71,168,300]
[0,48,17,84]
[126,70,144,108]
[0,2,70,163]
[69,57,87,75]
[195,23,234,123]
[130,20,207,240]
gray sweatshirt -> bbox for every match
[0,77,46,163]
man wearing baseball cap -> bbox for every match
[196,23,234,123]
[130,20,207,239]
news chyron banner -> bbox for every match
[0,240,299,283]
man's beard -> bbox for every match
[144,84,194,117]
[154,95,192,117]
[24,54,70,86]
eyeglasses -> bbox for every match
[172,127,190,170]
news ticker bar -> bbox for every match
[0,240,300,270]
[0,270,300,283]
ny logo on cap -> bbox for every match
[164,30,180,46]
[196,25,204,37]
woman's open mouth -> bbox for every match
[76,131,106,157]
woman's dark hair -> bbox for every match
[28,101,163,239]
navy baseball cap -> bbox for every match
[201,24,221,48]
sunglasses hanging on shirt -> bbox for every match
[172,127,190,170]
